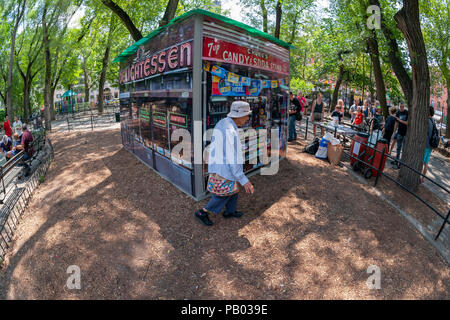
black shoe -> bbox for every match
[195,210,213,226]
[223,211,244,219]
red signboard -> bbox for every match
[202,37,289,75]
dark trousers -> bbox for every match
[205,193,239,215]
[396,133,406,160]
[383,130,393,148]
[288,115,297,140]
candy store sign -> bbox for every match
[120,41,193,84]
[202,37,288,75]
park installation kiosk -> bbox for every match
[114,9,293,200]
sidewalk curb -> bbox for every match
[345,167,450,265]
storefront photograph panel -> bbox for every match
[116,16,196,195]
[119,93,132,151]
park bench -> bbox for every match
[0,130,51,259]
[18,130,47,178]
[0,186,25,254]
[0,150,28,258]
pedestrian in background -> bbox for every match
[420,106,436,184]
[311,92,325,137]
[3,115,12,138]
[13,116,23,138]
[382,106,397,151]
[349,98,360,123]
[391,102,408,168]
[352,106,365,129]
[289,92,301,141]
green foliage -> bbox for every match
[290,77,315,94]
[421,0,449,87]
[0,0,446,121]
[0,109,5,123]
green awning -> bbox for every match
[113,9,295,64]
[61,90,77,98]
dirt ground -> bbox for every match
[0,129,448,300]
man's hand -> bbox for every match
[243,182,254,194]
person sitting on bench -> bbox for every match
[15,124,34,161]
[5,133,21,159]
[0,135,12,156]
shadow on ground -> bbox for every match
[0,129,448,299]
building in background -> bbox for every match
[54,75,119,113]
[430,81,448,126]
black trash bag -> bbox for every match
[304,137,320,155]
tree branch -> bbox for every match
[101,0,143,41]
[159,0,179,27]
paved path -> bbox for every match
[423,152,450,204]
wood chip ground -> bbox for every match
[0,130,448,299]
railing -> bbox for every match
[0,150,25,203]
[63,110,119,132]
[0,133,53,260]
[298,116,449,241]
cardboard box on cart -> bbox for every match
[114,9,294,200]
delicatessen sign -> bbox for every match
[120,41,193,84]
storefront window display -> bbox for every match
[202,60,289,175]
[146,98,193,166]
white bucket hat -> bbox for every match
[227,101,252,118]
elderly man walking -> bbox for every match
[194,101,254,226]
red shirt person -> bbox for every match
[297,91,306,113]
[3,115,12,137]
[353,108,365,126]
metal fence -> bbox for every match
[53,105,120,132]
[0,134,54,261]
[298,116,449,241]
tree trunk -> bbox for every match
[6,0,27,120]
[98,41,112,114]
[446,87,449,139]
[101,0,143,41]
[367,33,388,117]
[50,87,56,120]
[23,78,30,121]
[288,10,299,44]
[159,0,179,27]
[42,4,52,131]
[372,0,413,108]
[394,0,430,191]
[274,0,282,39]
[83,59,90,106]
[332,65,345,110]
[260,0,268,33]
